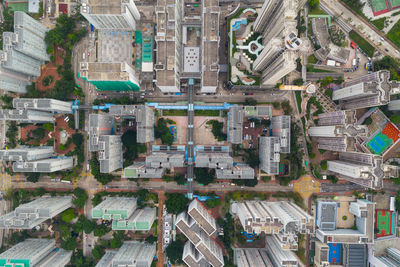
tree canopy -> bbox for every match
[166,240,184,264]
[165,193,189,214]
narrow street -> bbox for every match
[156,192,165,267]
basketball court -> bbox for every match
[375,210,393,238]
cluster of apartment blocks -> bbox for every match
[176,199,224,267]
[308,71,400,189]
[230,199,392,267]
[155,0,220,93]
[0,98,74,173]
[252,0,308,87]
[0,238,156,267]
[230,200,313,267]
[89,104,154,173]
[91,197,156,231]
[0,11,49,94]
[79,0,219,93]
[0,239,72,267]
[79,0,143,92]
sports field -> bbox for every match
[372,0,390,16]
[376,210,393,238]
[367,132,392,155]
[390,0,400,8]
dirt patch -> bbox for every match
[162,116,187,145]
[374,193,391,210]
[36,46,64,92]
[194,116,226,145]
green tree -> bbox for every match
[166,240,184,264]
[243,98,257,106]
[26,173,40,183]
[173,173,186,185]
[61,209,76,223]
[165,193,189,214]
[320,160,328,171]
[110,237,123,249]
[73,188,88,209]
[308,0,319,9]
[293,78,304,86]
[194,168,216,185]
[145,235,158,244]
[92,245,104,260]
[94,224,110,237]
[62,237,77,250]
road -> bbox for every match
[320,0,399,58]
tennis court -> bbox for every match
[390,0,400,8]
[372,0,390,16]
[367,132,392,155]
[376,210,393,237]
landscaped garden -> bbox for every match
[228,8,262,86]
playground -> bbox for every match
[376,210,394,238]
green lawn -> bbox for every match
[162,110,187,116]
[349,30,375,57]
[308,6,327,15]
[308,54,318,64]
[194,110,220,116]
[371,17,387,31]
[387,19,400,48]
[295,92,302,114]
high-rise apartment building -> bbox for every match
[271,115,291,153]
[231,201,314,250]
[327,152,398,189]
[0,12,48,93]
[95,241,156,267]
[80,0,140,30]
[176,199,224,267]
[333,71,400,109]
[155,0,183,93]
[235,248,274,267]
[252,0,307,87]
[0,109,54,123]
[89,114,114,152]
[0,196,72,229]
[0,147,54,161]
[12,157,74,172]
[108,105,155,143]
[13,98,73,114]
[265,235,300,267]
[0,239,72,267]
[259,136,280,175]
[98,135,123,173]
[200,0,220,93]
[309,110,368,152]
[9,11,49,61]
[0,67,31,93]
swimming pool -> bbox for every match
[232,19,247,31]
